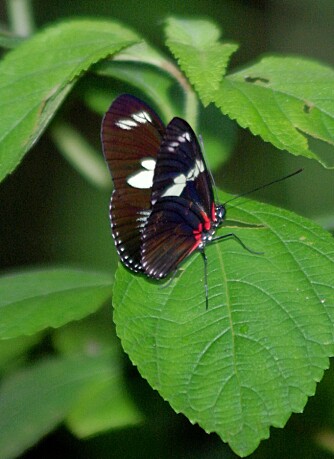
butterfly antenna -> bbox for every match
[224,168,303,206]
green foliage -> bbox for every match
[165,18,334,168]
[165,17,238,106]
[114,196,334,456]
[0,13,333,459]
[0,268,113,339]
[0,19,140,182]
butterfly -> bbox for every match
[101,94,301,308]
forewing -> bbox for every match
[101,94,165,271]
[151,117,214,218]
[141,197,205,278]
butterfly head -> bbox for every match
[214,204,226,226]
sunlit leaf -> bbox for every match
[0,19,140,182]
[165,17,238,106]
[164,18,334,167]
[217,57,334,167]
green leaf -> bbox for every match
[164,19,334,166]
[165,17,238,106]
[52,313,118,357]
[0,19,140,183]
[67,376,142,438]
[0,268,112,339]
[52,319,142,437]
[95,60,177,122]
[113,196,334,457]
[0,353,117,459]
[216,57,334,167]
[93,40,183,121]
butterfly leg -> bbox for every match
[199,249,209,310]
[212,233,264,255]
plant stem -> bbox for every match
[162,59,199,130]
[6,0,35,37]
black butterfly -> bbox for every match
[101,94,300,308]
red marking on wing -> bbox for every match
[211,202,216,222]
[200,211,211,231]
[193,222,203,241]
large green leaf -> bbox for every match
[0,268,112,339]
[0,19,140,182]
[113,196,334,456]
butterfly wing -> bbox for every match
[101,94,165,272]
[142,118,216,278]
[151,117,214,218]
[141,197,208,278]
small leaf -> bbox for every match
[113,196,334,456]
[0,268,112,339]
[165,17,238,106]
[0,19,140,182]
[0,354,117,459]
[215,56,334,167]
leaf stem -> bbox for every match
[50,121,112,191]
[6,0,35,37]
[161,59,199,129]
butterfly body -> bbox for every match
[101,94,225,304]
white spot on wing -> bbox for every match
[115,118,138,130]
[141,158,156,170]
[127,158,156,189]
[127,170,154,188]
[178,132,191,143]
[195,159,205,173]
[174,174,186,184]
[159,159,205,198]
[160,182,185,197]
[132,111,152,124]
